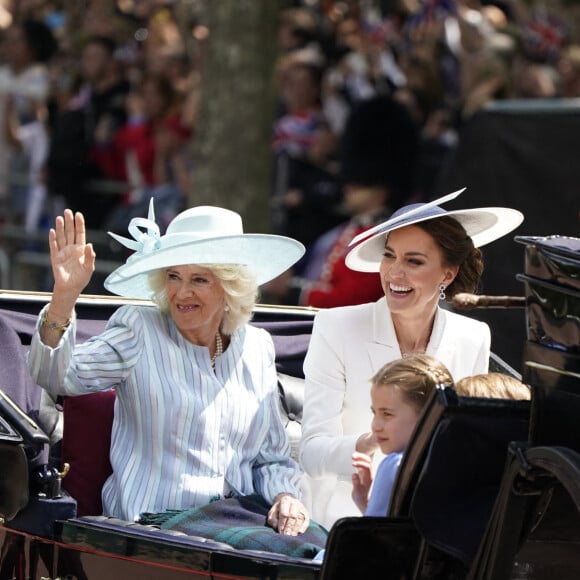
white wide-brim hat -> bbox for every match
[345,188,524,273]
[104,201,305,299]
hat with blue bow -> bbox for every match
[104,200,305,299]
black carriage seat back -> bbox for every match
[410,392,530,567]
[386,387,530,568]
[468,444,580,580]
[388,386,449,518]
[522,341,580,451]
[319,517,422,580]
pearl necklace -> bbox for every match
[211,331,223,368]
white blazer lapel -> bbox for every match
[366,298,399,370]
[427,307,455,361]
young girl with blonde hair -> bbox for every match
[352,354,453,516]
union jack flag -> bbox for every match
[360,17,397,46]
[523,8,568,63]
[407,0,457,27]
[420,0,457,22]
[402,0,457,44]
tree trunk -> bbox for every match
[190,0,281,233]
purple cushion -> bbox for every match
[62,390,116,516]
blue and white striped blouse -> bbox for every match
[28,304,302,522]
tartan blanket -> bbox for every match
[139,494,328,558]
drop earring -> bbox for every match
[439,284,446,301]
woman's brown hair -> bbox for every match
[417,216,484,298]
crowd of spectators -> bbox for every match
[0,0,579,297]
[0,0,198,237]
[265,0,580,307]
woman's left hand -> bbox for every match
[267,493,310,536]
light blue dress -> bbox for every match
[28,304,301,522]
[364,452,403,516]
[313,451,404,561]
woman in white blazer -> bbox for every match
[299,190,524,529]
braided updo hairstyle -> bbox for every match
[416,216,484,299]
[371,354,454,415]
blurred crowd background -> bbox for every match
[0,0,579,300]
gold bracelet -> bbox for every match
[42,309,71,332]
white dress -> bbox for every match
[299,297,490,529]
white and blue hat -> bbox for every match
[104,200,305,299]
[345,188,524,273]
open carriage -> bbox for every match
[0,235,579,580]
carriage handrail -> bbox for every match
[452,293,527,310]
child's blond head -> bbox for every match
[455,373,531,400]
[371,354,454,414]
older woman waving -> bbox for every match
[27,201,319,546]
